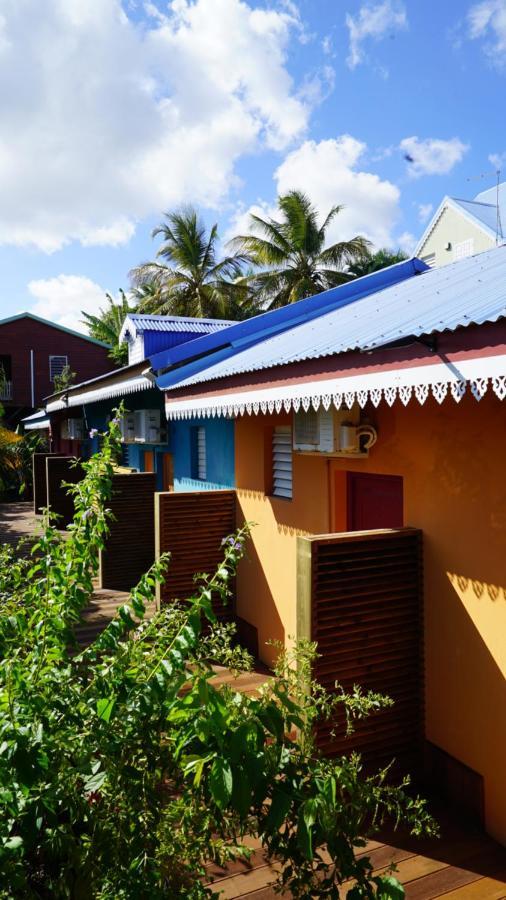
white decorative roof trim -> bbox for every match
[46,376,152,412]
[165,354,506,420]
[24,418,50,430]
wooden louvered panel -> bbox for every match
[32,452,65,513]
[45,456,84,526]
[99,473,156,592]
[310,528,423,773]
[157,490,236,620]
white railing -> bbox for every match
[0,381,13,401]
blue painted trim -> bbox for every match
[153,258,427,389]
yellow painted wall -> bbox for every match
[419,203,494,267]
[234,392,506,843]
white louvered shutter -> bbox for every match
[197,427,207,480]
[272,426,292,499]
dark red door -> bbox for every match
[347,472,403,531]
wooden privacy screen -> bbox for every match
[156,490,236,620]
[298,528,423,773]
[99,473,156,592]
[32,452,64,513]
[45,456,84,527]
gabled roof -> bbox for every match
[0,312,110,347]
[416,183,505,256]
[153,257,427,389]
[119,313,235,344]
[165,246,506,391]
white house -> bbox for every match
[416,182,505,268]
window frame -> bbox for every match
[271,425,293,501]
[49,354,69,382]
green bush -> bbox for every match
[0,412,436,898]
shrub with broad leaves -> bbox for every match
[0,408,437,898]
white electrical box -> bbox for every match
[120,413,136,443]
[134,409,161,444]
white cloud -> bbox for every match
[467,0,506,67]
[0,0,310,253]
[418,202,434,223]
[397,231,417,254]
[489,150,506,168]
[345,1,407,69]
[27,275,108,333]
[228,136,402,251]
[400,136,469,177]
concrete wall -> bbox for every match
[234,392,506,843]
[419,204,494,267]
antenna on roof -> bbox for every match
[466,168,503,245]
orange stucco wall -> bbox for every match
[234,391,506,844]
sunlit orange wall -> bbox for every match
[234,391,506,844]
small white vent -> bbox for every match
[197,426,206,480]
[421,253,436,269]
[49,355,68,381]
[272,426,292,499]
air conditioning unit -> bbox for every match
[293,406,377,457]
[134,409,161,444]
[120,413,136,443]
[61,418,85,441]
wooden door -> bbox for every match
[143,450,154,473]
[162,453,174,492]
[347,472,403,531]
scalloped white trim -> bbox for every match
[165,354,506,420]
[46,376,152,412]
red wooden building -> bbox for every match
[0,313,111,426]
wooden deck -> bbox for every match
[205,806,506,898]
[0,500,42,550]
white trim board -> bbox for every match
[165,353,506,419]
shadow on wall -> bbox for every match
[426,563,506,842]
[448,572,506,603]
[237,531,285,660]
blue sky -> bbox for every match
[0,0,505,331]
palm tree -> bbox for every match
[130,208,252,320]
[348,248,408,278]
[229,190,371,309]
[81,290,133,367]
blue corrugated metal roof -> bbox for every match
[164,246,506,390]
[154,257,427,388]
[119,313,234,342]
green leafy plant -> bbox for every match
[0,411,437,898]
[52,364,77,393]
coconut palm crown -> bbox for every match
[130,208,252,320]
[229,190,371,309]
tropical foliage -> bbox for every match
[348,248,408,278]
[0,412,436,898]
[229,190,371,309]
[52,364,76,393]
[82,290,133,367]
[0,428,45,499]
[130,208,251,320]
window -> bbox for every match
[453,239,474,262]
[272,426,292,499]
[421,252,436,268]
[190,426,207,480]
[49,355,68,382]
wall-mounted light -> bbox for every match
[445,242,452,251]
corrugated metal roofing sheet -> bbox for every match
[123,314,234,335]
[168,246,506,389]
[154,258,427,384]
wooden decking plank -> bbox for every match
[441,875,506,899]
[212,861,282,899]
